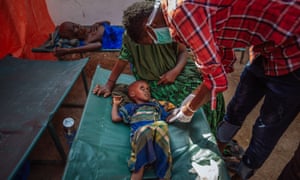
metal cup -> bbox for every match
[63,117,75,136]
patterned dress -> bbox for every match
[118,101,172,179]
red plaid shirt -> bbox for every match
[161,0,300,109]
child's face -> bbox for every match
[130,81,151,102]
[59,22,87,39]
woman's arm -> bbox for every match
[172,43,189,73]
[157,43,188,85]
[93,59,128,97]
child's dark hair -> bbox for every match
[122,1,154,42]
[58,21,74,38]
[128,80,148,95]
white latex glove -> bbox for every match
[167,108,193,123]
[181,94,195,107]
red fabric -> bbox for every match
[0,0,57,60]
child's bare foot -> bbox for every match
[131,167,144,180]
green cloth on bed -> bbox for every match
[119,34,225,135]
[62,66,230,180]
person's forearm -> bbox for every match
[68,42,101,54]
[172,54,187,76]
[173,44,188,74]
[183,83,211,116]
[106,60,128,86]
[111,105,122,122]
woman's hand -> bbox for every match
[158,43,187,85]
[157,69,178,85]
[93,84,112,97]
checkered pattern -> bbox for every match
[161,0,300,109]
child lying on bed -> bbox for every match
[111,80,172,180]
[54,21,124,56]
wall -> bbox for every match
[46,0,141,26]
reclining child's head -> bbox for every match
[58,21,87,40]
[128,80,151,104]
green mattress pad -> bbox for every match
[63,66,230,180]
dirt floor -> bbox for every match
[27,51,300,180]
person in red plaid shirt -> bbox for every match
[123,0,300,179]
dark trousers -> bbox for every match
[224,56,300,169]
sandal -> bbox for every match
[223,155,240,173]
[223,139,244,160]
[222,140,244,173]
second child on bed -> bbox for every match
[111,80,172,180]
[54,21,124,56]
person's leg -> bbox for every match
[236,67,300,179]
[278,142,300,180]
[216,58,266,152]
[216,58,266,175]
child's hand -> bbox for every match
[112,96,123,105]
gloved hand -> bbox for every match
[167,107,194,123]
[181,94,195,107]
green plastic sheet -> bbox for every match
[63,66,230,180]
